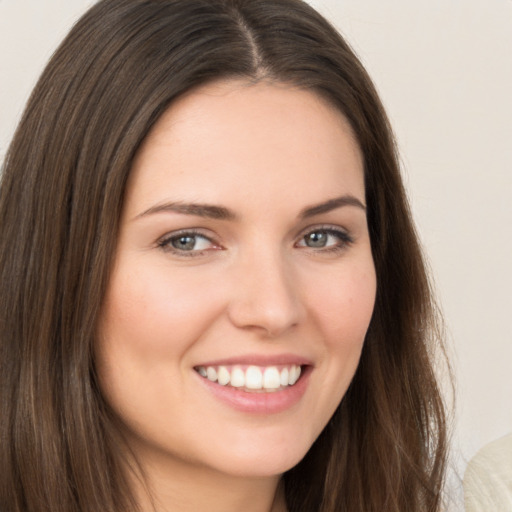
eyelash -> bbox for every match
[157,226,354,257]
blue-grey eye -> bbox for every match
[167,233,213,252]
[297,228,352,250]
[304,231,329,248]
[171,235,197,251]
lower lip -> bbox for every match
[196,367,311,414]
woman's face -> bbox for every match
[96,80,376,479]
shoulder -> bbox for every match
[464,433,512,511]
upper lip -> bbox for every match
[195,353,313,368]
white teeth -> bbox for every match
[196,364,303,391]
[263,367,281,389]
[288,365,301,385]
[206,367,217,382]
[230,367,245,388]
[245,366,263,389]
[217,366,230,386]
[280,367,289,387]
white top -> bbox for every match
[464,433,512,511]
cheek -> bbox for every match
[295,258,376,438]
[94,261,226,439]
[309,259,375,389]
[308,260,377,347]
[98,262,222,360]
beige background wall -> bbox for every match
[1,1,511,509]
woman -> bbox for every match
[0,0,449,511]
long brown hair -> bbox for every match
[0,1,449,510]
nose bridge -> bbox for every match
[227,240,302,337]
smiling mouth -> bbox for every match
[194,364,303,393]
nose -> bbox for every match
[227,247,303,338]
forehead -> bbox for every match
[125,80,365,216]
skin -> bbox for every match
[96,80,377,512]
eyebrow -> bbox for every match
[135,202,237,221]
[299,195,366,218]
[135,194,366,221]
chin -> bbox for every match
[200,430,315,478]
